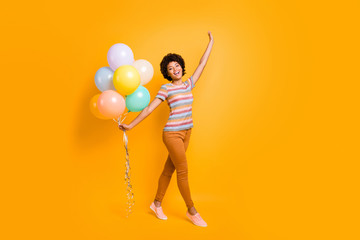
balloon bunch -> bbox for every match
[90,43,153,119]
[89,43,154,217]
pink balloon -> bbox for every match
[97,90,125,118]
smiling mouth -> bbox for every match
[174,71,180,76]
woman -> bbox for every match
[119,31,214,227]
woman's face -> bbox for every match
[167,61,182,80]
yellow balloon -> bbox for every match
[89,94,109,120]
[113,65,141,96]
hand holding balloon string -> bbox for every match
[114,112,130,130]
[119,123,132,131]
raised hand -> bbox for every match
[208,31,213,41]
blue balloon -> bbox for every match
[95,67,116,92]
[126,86,150,112]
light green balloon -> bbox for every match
[125,86,150,112]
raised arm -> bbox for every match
[192,31,214,85]
[119,97,163,131]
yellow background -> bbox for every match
[1,0,359,239]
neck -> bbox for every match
[171,78,182,85]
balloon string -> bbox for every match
[113,112,134,218]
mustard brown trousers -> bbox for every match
[155,128,194,208]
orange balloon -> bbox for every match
[89,94,109,120]
[97,90,126,118]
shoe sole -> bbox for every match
[150,205,167,220]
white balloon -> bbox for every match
[133,59,154,85]
[107,43,134,71]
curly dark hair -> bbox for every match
[160,53,186,81]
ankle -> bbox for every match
[154,200,161,207]
[188,207,197,215]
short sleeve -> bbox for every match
[188,76,195,89]
[156,85,168,101]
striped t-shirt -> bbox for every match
[156,76,195,131]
